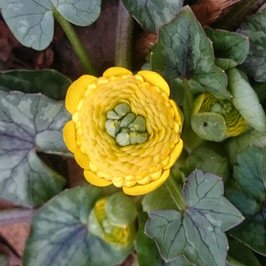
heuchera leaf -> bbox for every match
[0,69,71,100]
[205,28,249,71]
[0,0,102,50]
[237,8,266,82]
[145,170,243,266]
[228,68,266,132]
[227,146,266,255]
[23,186,131,266]
[122,0,183,33]
[152,6,230,99]
[0,90,69,206]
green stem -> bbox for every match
[114,0,133,68]
[53,9,97,75]
[165,175,187,212]
[182,79,204,152]
[183,79,193,135]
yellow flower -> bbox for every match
[63,67,183,195]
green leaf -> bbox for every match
[122,0,183,33]
[151,6,229,99]
[142,184,177,213]
[136,212,161,266]
[237,8,266,82]
[145,170,244,265]
[227,146,266,255]
[205,28,249,70]
[253,82,266,102]
[0,0,101,50]
[228,240,261,266]
[23,186,131,266]
[106,192,138,226]
[226,129,266,165]
[0,90,69,206]
[0,69,71,100]
[0,253,8,266]
[136,212,192,266]
[186,145,230,182]
[228,68,266,132]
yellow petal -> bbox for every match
[169,99,182,126]
[123,169,170,196]
[138,70,170,96]
[164,139,183,169]
[65,75,97,114]
[103,67,132,77]
[74,148,90,169]
[84,170,112,187]
[63,121,77,153]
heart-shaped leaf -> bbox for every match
[23,185,131,266]
[0,0,102,50]
[237,8,266,82]
[122,0,183,33]
[145,170,243,266]
[0,69,71,100]
[0,90,70,206]
[151,6,229,99]
[227,146,266,255]
[205,28,249,71]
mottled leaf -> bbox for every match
[152,6,229,99]
[186,145,230,182]
[122,0,183,33]
[0,0,102,50]
[228,68,266,132]
[238,8,266,82]
[205,28,249,70]
[23,186,131,266]
[0,69,71,100]
[146,170,243,265]
[0,90,70,206]
[227,146,266,255]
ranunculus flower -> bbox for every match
[63,67,183,195]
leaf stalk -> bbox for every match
[53,9,98,75]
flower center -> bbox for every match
[105,103,148,146]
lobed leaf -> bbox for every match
[145,170,243,266]
[237,8,266,82]
[23,186,131,266]
[122,0,183,33]
[151,6,229,99]
[0,90,70,206]
[0,0,102,50]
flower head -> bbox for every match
[63,67,183,195]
